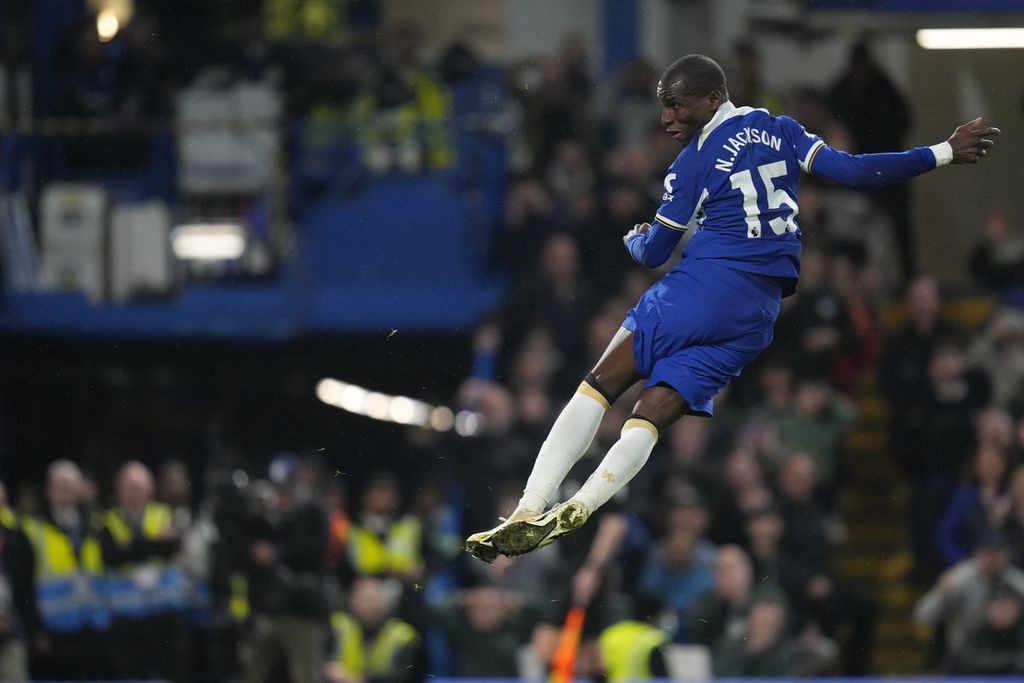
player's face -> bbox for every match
[658,78,720,146]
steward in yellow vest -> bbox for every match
[99,461,186,682]
[347,473,424,580]
[325,576,420,683]
[598,620,669,682]
[21,461,111,681]
[598,592,672,682]
[101,500,185,617]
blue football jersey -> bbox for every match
[655,101,824,296]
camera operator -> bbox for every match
[241,454,330,683]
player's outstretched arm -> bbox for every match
[808,116,999,188]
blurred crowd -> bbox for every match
[3,2,1024,681]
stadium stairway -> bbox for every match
[832,295,995,675]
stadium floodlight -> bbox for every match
[916,28,1024,49]
[171,223,247,260]
[96,10,120,42]
[316,377,481,435]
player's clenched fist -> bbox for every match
[623,222,651,245]
[947,116,1000,164]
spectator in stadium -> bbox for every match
[100,461,187,682]
[827,41,915,277]
[914,337,994,577]
[999,465,1024,569]
[0,481,32,682]
[242,454,330,683]
[586,180,656,298]
[710,597,802,677]
[686,545,768,646]
[495,175,557,276]
[775,376,857,508]
[430,582,536,677]
[727,39,783,113]
[708,449,773,546]
[945,588,1024,674]
[772,245,859,381]
[938,445,1013,567]
[22,461,109,681]
[968,308,1024,412]
[326,576,421,683]
[639,524,714,636]
[829,245,884,392]
[769,456,878,675]
[880,275,966,580]
[411,478,462,596]
[970,208,1024,294]
[598,58,659,148]
[347,471,424,581]
[351,22,454,174]
[914,530,1024,653]
[597,592,672,681]
[497,233,597,385]
[743,504,811,607]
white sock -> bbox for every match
[569,418,658,514]
[516,382,609,514]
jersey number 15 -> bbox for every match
[729,161,798,238]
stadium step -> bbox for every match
[832,377,925,674]
[839,487,908,515]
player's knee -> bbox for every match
[578,373,613,409]
[622,413,660,444]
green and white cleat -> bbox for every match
[490,500,590,557]
[464,508,539,564]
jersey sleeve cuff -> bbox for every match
[801,140,826,172]
[929,141,953,167]
[654,213,688,231]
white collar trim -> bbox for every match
[697,100,765,150]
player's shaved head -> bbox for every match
[658,54,728,102]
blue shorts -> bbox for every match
[622,258,782,417]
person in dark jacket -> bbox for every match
[243,454,330,683]
[946,589,1024,674]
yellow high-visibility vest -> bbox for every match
[330,612,419,675]
[22,513,107,632]
[102,503,187,617]
[598,620,668,682]
[347,515,422,576]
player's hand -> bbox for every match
[623,222,651,245]
[947,117,1000,164]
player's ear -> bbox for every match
[707,89,724,110]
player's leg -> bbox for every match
[515,326,641,514]
[465,328,639,562]
[567,383,687,513]
[488,384,688,557]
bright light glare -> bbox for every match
[315,379,344,406]
[171,223,247,260]
[364,392,390,420]
[388,396,429,425]
[916,28,1024,49]
[315,377,479,435]
[97,11,120,41]
[454,411,481,437]
[429,406,455,432]
[338,384,368,413]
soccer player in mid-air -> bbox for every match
[465,54,999,563]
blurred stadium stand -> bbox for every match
[2,0,1024,681]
